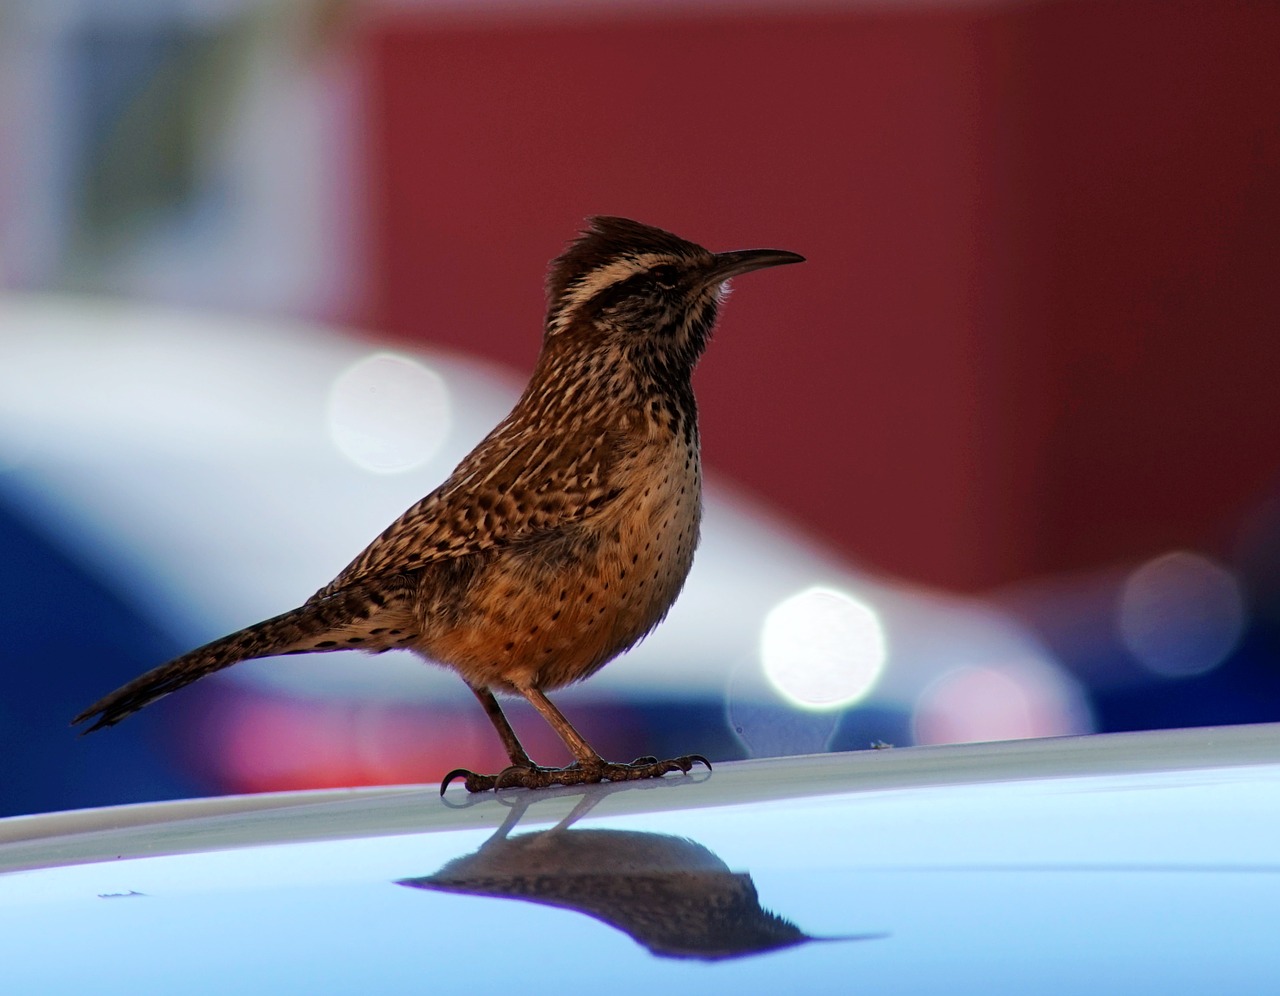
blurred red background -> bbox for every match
[4,0,1279,815]
[359,0,1280,592]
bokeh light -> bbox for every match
[1116,550,1246,679]
[912,659,1080,745]
[327,352,451,473]
[759,586,887,711]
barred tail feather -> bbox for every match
[72,587,389,734]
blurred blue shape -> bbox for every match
[0,490,204,817]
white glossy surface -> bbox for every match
[2,724,1279,993]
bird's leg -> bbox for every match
[488,688,710,790]
[473,685,536,767]
[439,686,538,794]
[440,686,711,794]
[521,688,604,767]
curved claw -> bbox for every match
[439,768,470,795]
[494,764,536,790]
[439,768,498,795]
[684,754,712,773]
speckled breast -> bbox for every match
[421,437,702,692]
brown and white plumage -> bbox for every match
[74,217,803,791]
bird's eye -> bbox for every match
[650,265,679,289]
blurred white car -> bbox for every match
[0,295,1088,810]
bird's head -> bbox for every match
[544,217,803,372]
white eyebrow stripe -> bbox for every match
[550,252,675,327]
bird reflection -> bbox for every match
[398,789,881,961]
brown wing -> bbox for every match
[308,417,622,602]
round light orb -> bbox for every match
[1117,550,1245,678]
[913,661,1062,745]
[759,586,887,711]
[327,352,451,474]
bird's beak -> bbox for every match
[703,248,805,287]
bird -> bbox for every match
[401,791,821,960]
[73,216,804,792]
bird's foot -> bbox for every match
[440,754,711,794]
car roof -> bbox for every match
[3,723,1278,992]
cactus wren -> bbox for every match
[74,216,804,792]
